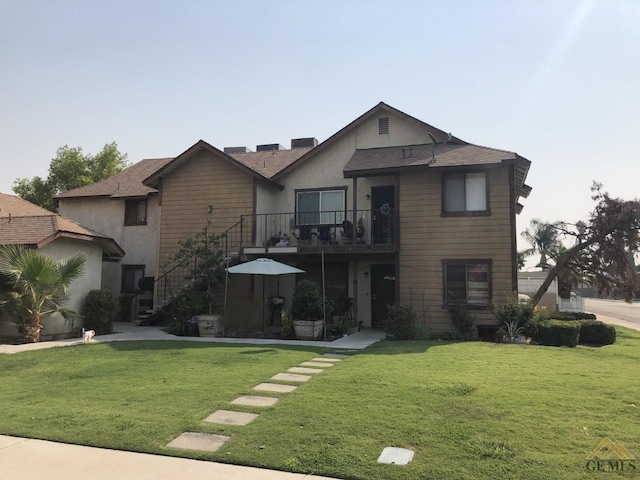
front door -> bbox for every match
[371,264,396,327]
[371,186,395,244]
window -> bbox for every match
[442,172,488,214]
[125,199,147,225]
[122,265,145,293]
[378,117,389,134]
[443,260,491,306]
[296,188,346,225]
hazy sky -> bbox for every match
[1,1,639,264]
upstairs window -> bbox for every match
[296,188,346,225]
[443,171,488,215]
[125,199,147,225]
[443,260,491,307]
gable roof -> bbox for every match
[55,158,173,199]
[0,193,124,259]
[271,101,466,181]
[143,140,308,188]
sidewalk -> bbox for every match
[586,312,640,332]
[0,323,385,355]
[0,435,338,480]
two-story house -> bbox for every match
[58,102,531,335]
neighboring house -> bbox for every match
[0,193,124,340]
[59,102,532,334]
[56,158,171,300]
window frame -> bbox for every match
[124,198,148,226]
[441,259,492,309]
[441,170,490,217]
[121,264,145,293]
[294,186,347,226]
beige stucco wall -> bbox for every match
[59,195,160,296]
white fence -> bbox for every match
[558,294,585,313]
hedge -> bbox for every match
[532,320,581,347]
[577,320,616,346]
[82,290,116,335]
[549,312,597,321]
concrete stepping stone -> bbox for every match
[311,357,341,362]
[166,432,229,452]
[288,367,324,374]
[301,361,334,367]
[231,395,279,407]
[271,372,311,382]
[204,409,259,426]
[253,382,298,393]
[323,353,349,359]
[377,447,415,465]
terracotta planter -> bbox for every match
[293,320,325,340]
[198,314,224,337]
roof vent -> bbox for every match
[256,143,285,152]
[224,146,253,154]
[291,137,318,149]
[378,117,389,135]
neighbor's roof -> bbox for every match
[0,193,124,258]
[55,158,173,199]
[344,142,532,200]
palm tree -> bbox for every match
[0,245,85,343]
[521,219,561,270]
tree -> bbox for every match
[12,142,129,211]
[521,218,562,270]
[0,245,86,343]
[530,184,640,306]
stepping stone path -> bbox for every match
[166,351,352,454]
[253,382,298,393]
[166,432,230,452]
[288,366,324,374]
[377,446,415,465]
[271,372,311,382]
[231,395,279,407]
[204,410,259,426]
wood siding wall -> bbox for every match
[398,166,514,331]
[158,149,254,267]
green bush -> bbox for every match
[386,304,420,340]
[532,320,581,347]
[82,290,116,335]
[576,320,616,346]
[449,306,475,341]
[280,309,295,339]
[290,280,323,321]
[165,315,199,337]
[549,312,597,321]
[494,296,534,329]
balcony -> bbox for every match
[238,209,398,255]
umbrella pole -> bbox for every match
[224,256,230,318]
[322,249,327,342]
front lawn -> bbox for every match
[1,329,639,480]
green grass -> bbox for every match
[1,329,639,480]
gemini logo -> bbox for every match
[586,437,636,472]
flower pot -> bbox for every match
[198,314,224,337]
[293,320,325,340]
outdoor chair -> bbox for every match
[340,220,364,244]
[293,225,314,246]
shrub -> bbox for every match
[449,306,475,340]
[290,280,323,321]
[386,304,420,340]
[166,315,199,337]
[494,296,534,329]
[281,309,294,339]
[532,320,581,347]
[82,290,116,335]
[576,320,616,346]
[549,312,597,321]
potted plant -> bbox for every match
[291,280,325,340]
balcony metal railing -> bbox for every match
[243,209,397,248]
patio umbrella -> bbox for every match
[225,258,305,330]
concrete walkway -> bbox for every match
[0,435,338,480]
[0,323,385,354]
[0,324,383,478]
